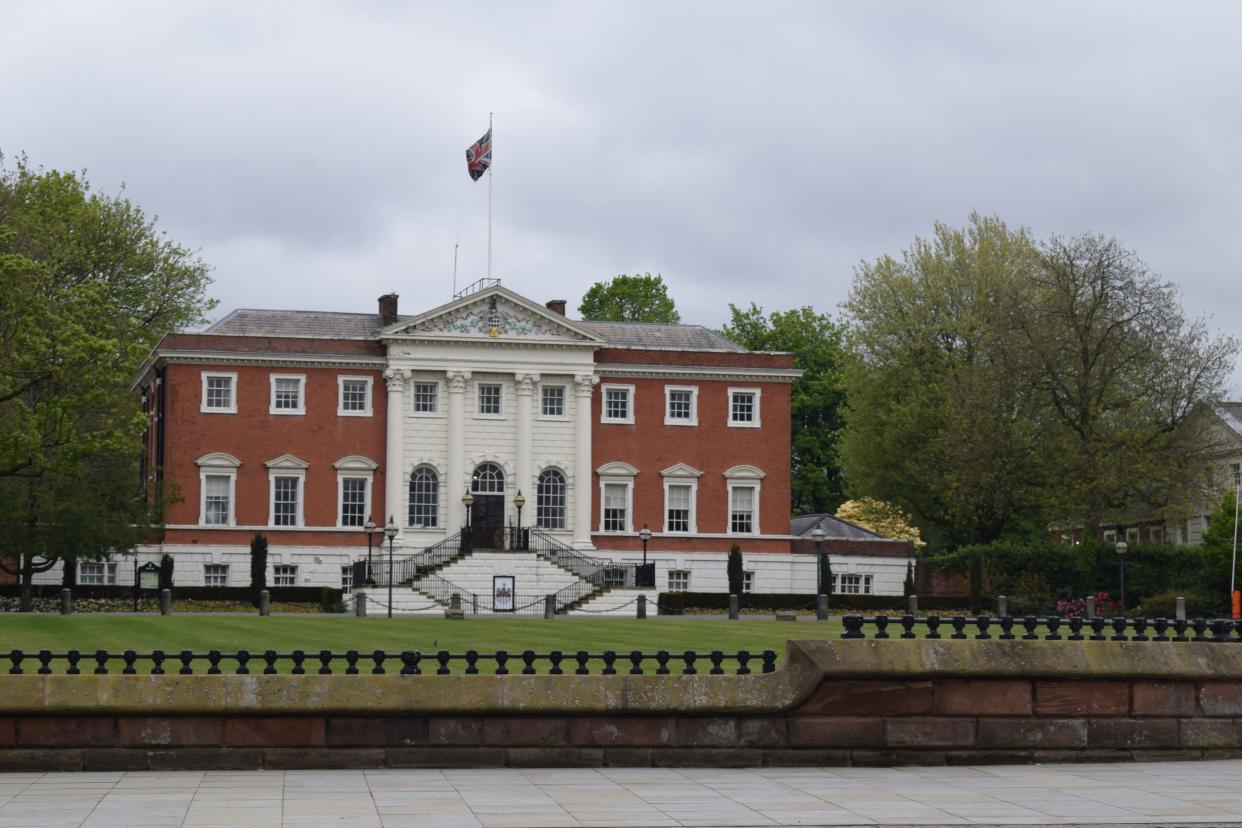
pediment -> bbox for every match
[265,453,310,470]
[596,461,640,477]
[196,452,241,468]
[381,285,603,345]
[660,463,703,478]
[723,464,766,479]
[333,455,379,471]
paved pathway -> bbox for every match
[2,761,1242,827]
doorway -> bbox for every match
[471,463,506,549]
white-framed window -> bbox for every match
[477,383,503,417]
[471,462,506,494]
[596,461,638,534]
[836,574,873,595]
[743,571,755,593]
[729,485,757,534]
[665,484,693,533]
[340,565,353,592]
[334,455,377,529]
[79,562,118,585]
[337,376,373,417]
[1102,529,1118,544]
[664,386,698,426]
[727,388,761,427]
[1232,462,1241,487]
[200,372,238,414]
[601,384,635,424]
[668,570,691,592]
[1126,527,1140,543]
[536,468,567,529]
[196,453,241,527]
[412,382,439,415]
[409,465,439,528]
[273,565,297,586]
[266,454,308,527]
[270,374,306,415]
[541,385,566,418]
[1149,526,1165,543]
[204,564,229,587]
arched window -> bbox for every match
[471,462,505,494]
[409,466,439,528]
[536,469,567,529]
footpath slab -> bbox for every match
[1,760,1241,826]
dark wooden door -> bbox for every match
[471,495,504,548]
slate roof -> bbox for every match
[1219,403,1242,439]
[204,309,745,351]
[790,513,897,542]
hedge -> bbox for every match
[655,592,994,614]
[0,584,341,606]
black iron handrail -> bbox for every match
[388,530,469,584]
[839,613,1242,641]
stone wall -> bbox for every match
[2,640,1241,770]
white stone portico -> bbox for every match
[380,285,603,550]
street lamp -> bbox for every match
[639,524,652,566]
[1115,540,1128,612]
[363,518,377,585]
[811,527,826,595]
[462,491,474,530]
[514,490,526,549]
[384,515,398,619]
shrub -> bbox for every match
[1137,589,1223,619]
[249,533,268,605]
[726,544,743,595]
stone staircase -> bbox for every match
[567,588,658,616]
[349,586,444,616]
[427,551,585,613]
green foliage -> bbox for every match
[249,533,268,603]
[903,560,915,597]
[719,303,847,514]
[1200,489,1241,599]
[1137,589,1221,619]
[578,273,680,323]
[726,543,744,595]
[819,553,832,597]
[968,554,983,611]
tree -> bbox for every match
[0,154,213,608]
[578,273,680,323]
[727,543,744,595]
[1201,490,1241,600]
[719,304,847,514]
[819,553,832,597]
[835,498,925,547]
[903,560,915,597]
[250,533,268,603]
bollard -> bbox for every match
[637,594,647,619]
[160,589,172,616]
[355,593,367,617]
[1085,595,1096,620]
[60,588,72,616]
[997,595,1008,618]
[1176,596,1186,621]
[728,594,740,620]
[816,593,828,621]
[258,590,270,617]
[544,594,556,619]
[907,594,918,616]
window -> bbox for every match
[1232,463,1241,487]
[273,477,300,526]
[412,382,438,414]
[729,485,757,534]
[339,478,368,527]
[270,374,306,415]
[477,383,502,416]
[409,466,439,528]
[541,385,565,417]
[1149,526,1165,543]
[536,469,567,529]
[664,386,698,426]
[668,570,691,592]
[728,388,761,427]
[1126,527,1140,543]
[601,384,635,424]
[204,564,229,587]
[203,475,233,526]
[201,372,237,414]
[603,483,629,532]
[604,567,629,588]
[273,565,297,586]
[666,484,692,533]
[1102,529,1118,544]
[79,562,118,585]
[340,565,353,592]
[743,571,755,593]
[337,376,372,416]
[471,462,505,493]
[836,574,873,595]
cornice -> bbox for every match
[151,350,386,370]
[594,363,801,383]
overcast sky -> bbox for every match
[3,1,1240,391]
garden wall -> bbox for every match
[1,639,1240,770]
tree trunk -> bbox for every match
[19,578,32,613]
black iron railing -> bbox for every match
[0,648,777,675]
[840,614,1242,641]
[388,530,469,584]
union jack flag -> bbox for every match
[466,128,492,181]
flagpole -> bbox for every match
[487,112,493,281]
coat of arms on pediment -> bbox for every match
[384,286,603,344]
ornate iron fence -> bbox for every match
[840,613,1242,641]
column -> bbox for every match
[445,370,471,532]
[572,373,598,549]
[383,369,410,533]
[514,373,539,516]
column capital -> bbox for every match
[573,374,599,397]
[514,373,541,395]
[383,368,410,392]
[446,370,472,393]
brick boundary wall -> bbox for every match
[2,640,1242,771]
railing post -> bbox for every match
[637,594,647,619]
[1176,596,1186,621]
[728,594,739,621]
[160,589,172,616]
[907,594,918,616]
[355,593,367,617]
[1085,595,1096,620]
[258,590,270,617]
[544,594,556,619]
[816,594,828,621]
[60,588,72,616]
[997,595,1007,618]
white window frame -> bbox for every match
[838,573,873,595]
[659,464,702,534]
[269,373,307,416]
[1149,526,1165,543]
[727,387,761,428]
[336,375,373,417]
[723,464,766,536]
[340,565,354,592]
[266,454,309,527]
[596,461,639,534]
[742,571,755,593]
[539,384,568,420]
[476,382,504,418]
[408,464,441,529]
[79,561,119,586]
[1102,529,1118,544]
[196,452,241,527]
[410,380,441,417]
[273,564,298,586]
[664,385,698,426]
[204,564,229,587]
[727,483,759,535]
[200,371,238,414]
[600,384,635,425]
[334,456,377,528]
[668,569,691,592]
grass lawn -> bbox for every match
[0,615,846,673]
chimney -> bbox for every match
[378,293,399,325]
[545,299,567,316]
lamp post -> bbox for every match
[462,491,474,530]
[364,518,377,585]
[639,524,652,566]
[514,490,526,549]
[1115,540,1128,612]
[811,527,826,594]
[384,516,398,619]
